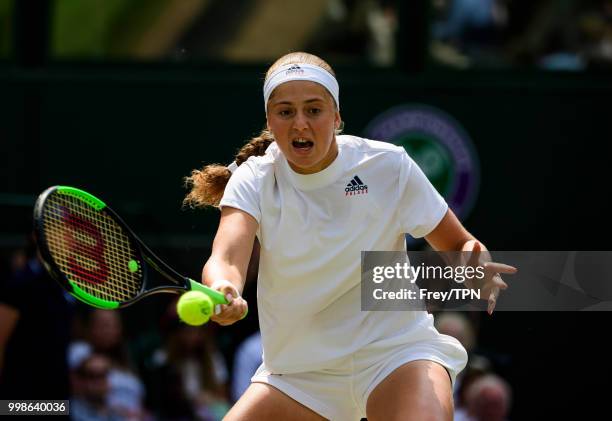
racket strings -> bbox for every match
[42,192,142,302]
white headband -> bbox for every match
[263,63,339,112]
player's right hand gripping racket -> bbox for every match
[33,186,228,310]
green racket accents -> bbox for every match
[69,281,120,309]
[188,278,228,305]
[186,279,248,318]
[57,186,106,210]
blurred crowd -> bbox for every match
[310,0,612,70]
[435,313,512,421]
[431,0,612,70]
[6,0,610,71]
[0,237,248,421]
[1,237,514,421]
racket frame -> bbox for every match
[33,186,227,309]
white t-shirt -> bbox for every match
[220,135,449,373]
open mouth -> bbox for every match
[292,139,314,150]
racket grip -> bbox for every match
[187,278,229,305]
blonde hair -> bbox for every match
[184,52,337,208]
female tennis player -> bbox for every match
[184,52,516,421]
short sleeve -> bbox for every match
[219,161,262,223]
[398,151,448,238]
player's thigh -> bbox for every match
[366,359,453,421]
[224,382,327,421]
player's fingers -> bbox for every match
[240,301,249,319]
[229,298,248,320]
[485,262,517,274]
[221,296,244,315]
[211,306,233,325]
[214,303,225,316]
[218,288,237,304]
[479,278,505,300]
[213,297,247,325]
[467,242,481,267]
[485,274,507,296]
[209,279,240,304]
[213,302,237,318]
[489,272,509,289]
[497,278,509,290]
[487,287,500,315]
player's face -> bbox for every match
[266,81,341,174]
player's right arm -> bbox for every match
[203,206,258,326]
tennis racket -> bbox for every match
[33,185,228,310]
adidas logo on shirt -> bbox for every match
[345,175,368,196]
[286,64,304,76]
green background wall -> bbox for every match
[2,66,610,256]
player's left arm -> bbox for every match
[424,208,475,252]
[425,208,517,313]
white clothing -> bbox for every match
[220,135,467,379]
[252,320,465,420]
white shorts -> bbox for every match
[251,330,467,420]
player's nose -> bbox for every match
[292,110,308,131]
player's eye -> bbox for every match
[309,107,321,115]
[278,109,293,117]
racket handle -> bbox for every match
[187,278,229,305]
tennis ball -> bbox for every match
[176,291,214,326]
[128,260,139,273]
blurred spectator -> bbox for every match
[453,356,492,419]
[363,0,398,66]
[307,0,397,66]
[434,312,498,420]
[0,235,74,399]
[71,352,123,421]
[431,0,508,67]
[434,0,508,44]
[432,0,612,69]
[144,302,230,421]
[70,309,146,420]
[457,373,513,421]
[509,0,612,70]
[435,312,477,353]
[506,0,585,70]
[230,330,262,402]
[577,0,612,68]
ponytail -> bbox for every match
[183,129,274,208]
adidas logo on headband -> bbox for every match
[264,62,340,111]
[285,64,304,76]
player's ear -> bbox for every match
[335,111,341,130]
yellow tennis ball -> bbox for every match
[177,291,214,326]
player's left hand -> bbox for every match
[463,242,517,315]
